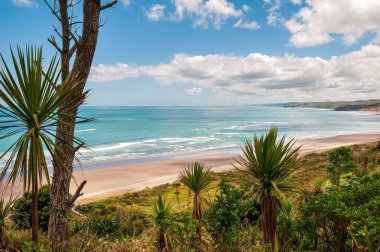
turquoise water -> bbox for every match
[1,106,379,169]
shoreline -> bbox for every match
[2,132,380,204]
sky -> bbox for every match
[0,0,380,106]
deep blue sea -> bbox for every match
[1,106,379,169]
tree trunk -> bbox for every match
[220,236,227,252]
[261,195,277,251]
[335,218,348,252]
[48,0,103,250]
[193,193,202,249]
[31,182,39,244]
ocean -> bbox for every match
[1,106,379,169]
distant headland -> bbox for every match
[270,99,380,113]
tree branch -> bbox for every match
[44,0,62,22]
[100,0,117,10]
[67,180,87,207]
[48,37,62,53]
[53,26,63,39]
[68,41,79,58]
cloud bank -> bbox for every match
[90,44,380,102]
[285,0,380,47]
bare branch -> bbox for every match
[48,37,62,53]
[70,21,83,26]
[100,0,117,10]
[53,26,63,39]
[69,30,79,45]
[67,180,87,206]
[44,0,62,22]
[73,141,85,153]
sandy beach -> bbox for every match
[2,132,380,204]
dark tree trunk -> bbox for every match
[31,182,39,244]
[335,218,348,252]
[220,236,227,252]
[193,193,202,249]
[158,229,171,252]
[261,195,277,251]
[48,0,116,250]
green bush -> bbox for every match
[12,185,50,231]
[205,177,254,250]
[300,172,380,251]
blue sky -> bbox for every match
[1,0,380,105]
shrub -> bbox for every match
[12,185,50,231]
[205,177,253,251]
[300,172,380,251]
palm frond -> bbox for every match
[0,45,87,191]
[235,127,301,200]
[179,162,213,194]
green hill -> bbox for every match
[271,99,380,112]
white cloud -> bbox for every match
[120,0,131,7]
[90,63,140,82]
[242,4,251,12]
[186,87,203,95]
[233,19,260,30]
[90,45,380,102]
[12,0,36,7]
[285,0,380,47]
[264,0,282,25]
[290,0,302,5]
[171,0,244,29]
[146,4,166,21]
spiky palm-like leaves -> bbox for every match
[0,197,14,248]
[179,162,213,245]
[0,46,85,243]
[235,127,300,250]
[151,194,174,252]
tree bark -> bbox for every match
[261,195,277,251]
[193,193,203,249]
[48,0,111,250]
[31,182,39,244]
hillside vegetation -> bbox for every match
[273,99,380,112]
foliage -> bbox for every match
[277,201,299,250]
[0,46,87,243]
[179,162,214,198]
[327,146,357,191]
[150,194,174,251]
[236,127,301,248]
[72,216,121,237]
[235,127,301,201]
[0,46,85,189]
[12,185,51,231]
[21,241,48,252]
[205,177,253,250]
[0,197,14,232]
[0,196,15,249]
[179,162,214,243]
[165,211,205,251]
[72,210,151,240]
[300,172,380,251]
